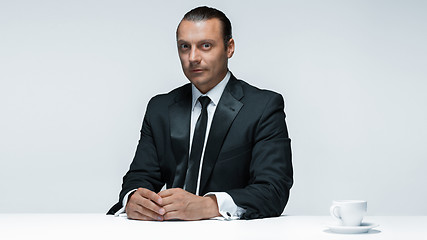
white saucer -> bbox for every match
[326,222,379,234]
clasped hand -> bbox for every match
[125,188,220,221]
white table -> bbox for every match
[1,214,425,240]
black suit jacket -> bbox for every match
[108,74,293,219]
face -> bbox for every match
[177,18,234,94]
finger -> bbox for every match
[134,204,164,221]
[127,207,159,221]
[128,191,165,218]
[128,201,164,221]
[163,210,182,221]
[138,188,163,205]
[162,200,179,213]
[126,200,156,221]
[137,195,166,216]
[131,190,166,216]
[160,194,178,207]
[158,188,176,198]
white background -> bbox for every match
[1,0,426,215]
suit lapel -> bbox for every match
[169,85,192,188]
[199,75,244,194]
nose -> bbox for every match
[189,47,201,64]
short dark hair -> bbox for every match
[178,6,232,48]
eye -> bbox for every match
[179,44,190,50]
[202,43,211,49]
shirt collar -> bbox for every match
[191,71,230,110]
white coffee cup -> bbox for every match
[330,200,367,226]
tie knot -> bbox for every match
[198,96,211,109]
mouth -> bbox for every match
[191,69,204,73]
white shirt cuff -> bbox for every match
[114,189,137,217]
[204,192,246,220]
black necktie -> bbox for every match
[185,96,211,194]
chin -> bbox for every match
[188,75,209,85]
[190,79,209,87]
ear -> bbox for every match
[226,38,235,58]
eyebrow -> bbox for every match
[177,39,216,44]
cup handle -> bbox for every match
[329,205,342,222]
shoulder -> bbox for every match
[147,83,191,108]
[232,77,284,107]
[241,80,281,97]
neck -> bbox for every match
[196,70,228,94]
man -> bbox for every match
[107,6,293,220]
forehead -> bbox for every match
[177,19,223,42]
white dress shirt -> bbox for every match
[115,71,245,220]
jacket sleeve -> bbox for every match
[226,93,293,219]
[107,97,165,214]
